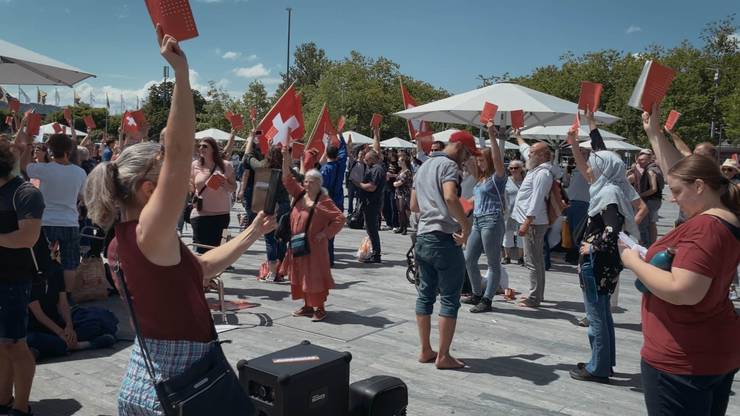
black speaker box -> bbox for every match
[349,376,408,416]
[236,340,352,416]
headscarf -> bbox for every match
[587,150,640,237]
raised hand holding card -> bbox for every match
[510,110,524,129]
[664,110,681,131]
[370,113,383,128]
[577,81,603,112]
[145,0,199,42]
[480,102,498,125]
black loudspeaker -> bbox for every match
[236,340,352,416]
[349,376,408,416]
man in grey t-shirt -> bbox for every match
[410,130,474,370]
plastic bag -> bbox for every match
[356,236,372,261]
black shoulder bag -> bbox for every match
[115,264,254,416]
[185,165,217,224]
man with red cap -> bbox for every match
[410,130,475,369]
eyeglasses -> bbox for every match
[198,144,210,149]
[509,167,521,170]
[721,167,734,172]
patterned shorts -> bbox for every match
[43,226,80,271]
[118,338,212,416]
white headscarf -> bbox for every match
[587,150,640,237]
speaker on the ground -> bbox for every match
[237,340,352,416]
[349,375,408,416]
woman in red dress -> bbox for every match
[280,145,345,321]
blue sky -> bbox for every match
[1,0,737,113]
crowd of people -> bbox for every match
[0,25,738,416]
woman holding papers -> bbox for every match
[460,123,507,313]
[566,109,646,384]
[619,106,740,415]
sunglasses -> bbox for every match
[721,167,734,172]
[509,167,521,170]
[198,144,210,149]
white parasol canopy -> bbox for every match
[395,83,619,128]
[521,125,628,143]
[579,140,642,151]
[35,123,87,142]
[380,137,415,149]
[343,130,374,145]
[435,128,518,150]
[195,128,245,142]
[0,38,95,86]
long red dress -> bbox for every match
[280,172,345,307]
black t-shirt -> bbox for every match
[363,163,386,206]
[28,262,66,333]
[0,177,45,281]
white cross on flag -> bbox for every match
[257,84,304,154]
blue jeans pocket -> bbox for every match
[580,261,598,305]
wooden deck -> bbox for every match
[30,200,739,415]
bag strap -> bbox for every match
[12,181,43,275]
[300,192,322,235]
[195,164,218,197]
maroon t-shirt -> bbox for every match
[109,222,213,343]
[641,214,740,375]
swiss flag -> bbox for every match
[400,80,432,140]
[122,110,147,134]
[305,103,337,162]
[256,84,304,154]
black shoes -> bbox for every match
[361,255,382,264]
[470,297,493,313]
[461,294,481,305]
[501,257,511,265]
[570,363,611,384]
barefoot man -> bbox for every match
[410,131,475,369]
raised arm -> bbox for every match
[486,122,505,177]
[223,128,237,156]
[643,103,684,174]
[282,144,304,197]
[79,128,92,147]
[566,128,594,183]
[137,26,196,257]
[664,128,692,157]
[372,125,381,155]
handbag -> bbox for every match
[276,191,306,244]
[290,194,320,258]
[348,198,365,230]
[560,217,573,249]
[115,264,254,416]
[185,165,217,224]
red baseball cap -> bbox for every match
[449,130,480,156]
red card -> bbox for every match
[480,102,498,124]
[9,98,20,113]
[64,107,72,122]
[206,173,225,190]
[228,113,244,131]
[629,60,676,113]
[370,113,383,128]
[83,115,96,130]
[52,122,64,134]
[510,110,524,129]
[336,116,346,132]
[145,0,199,42]
[419,135,433,154]
[249,107,257,122]
[460,197,474,216]
[291,142,305,161]
[578,81,603,112]
[26,114,42,136]
[664,110,681,131]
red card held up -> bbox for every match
[578,81,603,112]
[145,0,199,42]
[370,113,383,128]
[628,60,676,113]
[229,114,244,131]
[291,142,305,161]
[459,197,474,216]
[664,110,681,131]
[52,122,64,134]
[510,110,524,129]
[83,116,96,130]
[480,102,498,125]
[26,114,42,136]
[206,173,225,190]
[9,98,20,113]
[64,107,72,122]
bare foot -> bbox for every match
[418,350,438,363]
[436,354,465,370]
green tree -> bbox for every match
[141,81,206,138]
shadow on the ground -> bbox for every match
[30,398,83,416]
[37,339,133,366]
[226,267,261,277]
[224,286,290,302]
[334,280,364,290]
[539,300,585,313]
[322,310,396,328]
[614,322,642,332]
[493,305,580,325]
[457,353,570,385]
[610,371,643,391]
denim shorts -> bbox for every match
[0,280,32,342]
[415,232,466,318]
[43,226,81,270]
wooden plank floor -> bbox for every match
[30,199,739,415]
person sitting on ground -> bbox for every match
[281,145,345,322]
[620,105,740,415]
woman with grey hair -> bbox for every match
[502,159,525,265]
[281,146,345,322]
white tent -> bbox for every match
[343,130,374,145]
[0,38,95,86]
[435,128,518,150]
[35,123,87,142]
[521,125,627,144]
[195,128,246,142]
[380,137,415,149]
[579,140,642,151]
[395,82,619,128]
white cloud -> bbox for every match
[730,32,739,46]
[246,54,258,61]
[626,25,642,35]
[222,51,242,60]
[232,64,271,78]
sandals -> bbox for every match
[292,306,314,317]
[311,308,327,322]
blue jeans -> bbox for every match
[465,212,505,299]
[580,259,616,377]
[415,232,466,318]
[264,201,290,262]
[0,280,32,342]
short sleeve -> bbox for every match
[440,161,459,185]
[14,185,44,221]
[671,219,727,279]
[25,163,45,180]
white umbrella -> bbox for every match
[380,137,415,149]
[579,140,642,151]
[0,38,95,86]
[343,130,374,145]
[435,128,518,150]
[195,128,245,142]
[35,123,87,142]
[521,125,627,145]
[395,82,618,128]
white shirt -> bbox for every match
[27,162,87,227]
[511,162,553,225]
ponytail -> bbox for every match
[84,162,120,230]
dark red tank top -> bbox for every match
[110,221,212,343]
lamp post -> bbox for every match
[285,7,292,83]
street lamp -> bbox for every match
[286,7,292,83]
